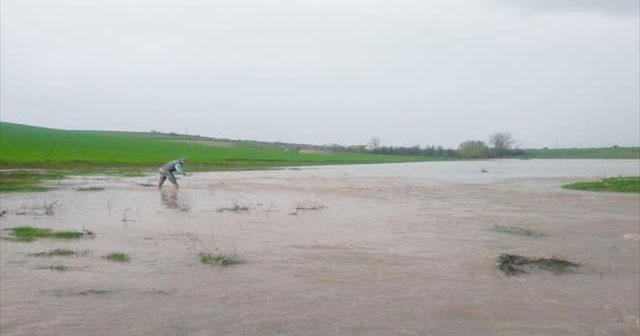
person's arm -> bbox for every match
[175,163,186,175]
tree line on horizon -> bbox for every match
[324,132,523,159]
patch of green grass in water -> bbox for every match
[199,252,244,267]
[104,253,130,262]
[31,249,76,257]
[52,231,85,239]
[76,187,105,191]
[0,170,65,193]
[562,176,640,193]
[7,226,86,242]
[0,167,151,193]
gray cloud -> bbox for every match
[1,0,638,148]
[491,0,639,16]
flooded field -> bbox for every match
[1,159,639,336]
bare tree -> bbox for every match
[489,132,514,156]
[366,137,381,150]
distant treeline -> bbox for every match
[322,143,637,160]
[324,144,458,157]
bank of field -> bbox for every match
[0,122,434,168]
[523,147,639,159]
[0,122,430,191]
[563,176,640,193]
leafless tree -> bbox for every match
[489,132,515,156]
[366,137,381,150]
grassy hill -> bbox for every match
[0,122,440,191]
[0,122,430,170]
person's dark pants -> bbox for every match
[158,168,177,188]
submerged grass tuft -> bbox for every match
[10,227,52,242]
[216,205,250,213]
[6,226,87,242]
[492,225,545,237]
[0,170,65,193]
[103,253,130,262]
[199,252,244,267]
[497,254,580,276]
[40,265,71,272]
[31,249,76,257]
[52,231,84,239]
[78,289,113,295]
[76,187,105,191]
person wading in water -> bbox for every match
[158,158,188,189]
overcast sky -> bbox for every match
[1,0,638,148]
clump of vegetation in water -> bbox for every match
[5,226,88,242]
[103,253,130,262]
[76,187,105,191]
[199,252,244,267]
[77,289,113,296]
[0,170,65,192]
[497,254,580,276]
[290,203,327,215]
[562,176,639,193]
[0,121,434,194]
[40,265,71,272]
[492,225,545,237]
[30,249,76,257]
[217,204,250,213]
[174,231,245,267]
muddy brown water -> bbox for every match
[1,160,639,336]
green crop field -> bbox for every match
[522,147,639,159]
[562,176,640,193]
[0,122,432,191]
[2,122,638,192]
[0,122,431,168]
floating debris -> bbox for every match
[217,205,250,213]
[39,265,71,272]
[290,203,327,215]
[492,225,545,237]
[295,204,326,211]
[78,289,113,296]
[497,254,580,276]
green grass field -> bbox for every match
[1,122,639,192]
[522,147,639,159]
[0,122,432,191]
[0,122,429,168]
[562,176,640,193]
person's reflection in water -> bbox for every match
[160,190,179,209]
